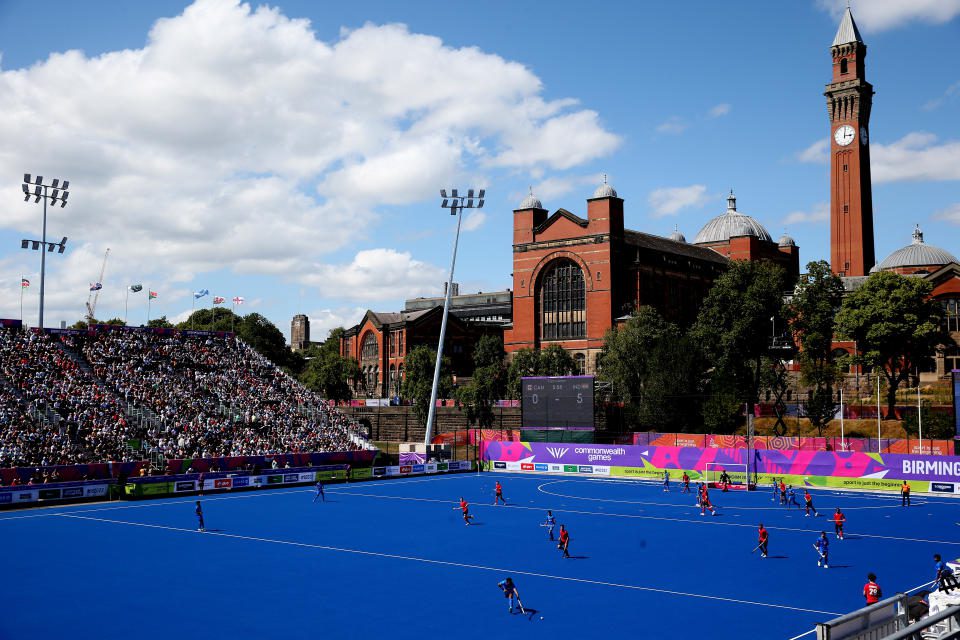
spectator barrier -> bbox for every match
[481,441,960,492]
[0,479,114,506]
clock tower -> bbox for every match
[825,7,875,276]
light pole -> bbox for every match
[21,174,70,329]
[423,188,484,446]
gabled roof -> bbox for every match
[832,7,863,47]
[624,229,729,265]
[923,262,960,286]
[534,208,588,233]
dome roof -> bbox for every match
[870,226,959,273]
[693,191,773,244]
[518,187,542,210]
[779,233,796,247]
[668,228,687,243]
[592,175,618,199]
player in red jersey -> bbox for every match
[863,573,882,604]
[833,507,846,540]
[757,523,769,558]
[558,524,571,558]
[681,471,691,493]
[779,479,787,505]
[700,485,717,516]
[455,497,475,525]
[804,489,819,517]
[494,481,507,505]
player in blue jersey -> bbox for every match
[195,500,205,532]
[814,531,829,568]
[498,577,524,613]
[662,469,670,492]
[313,479,325,503]
[542,510,556,541]
[787,486,802,509]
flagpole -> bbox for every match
[147,286,151,324]
[125,288,129,326]
[20,276,25,325]
[191,295,195,330]
[231,300,235,333]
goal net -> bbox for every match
[703,462,750,491]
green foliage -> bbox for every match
[787,260,845,434]
[402,345,453,428]
[69,319,90,330]
[300,349,359,402]
[693,260,787,425]
[903,402,955,440]
[600,307,702,431]
[506,344,577,399]
[101,317,126,326]
[456,335,507,427]
[147,316,174,328]
[835,271,948,418]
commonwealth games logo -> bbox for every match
[546,447,569,459]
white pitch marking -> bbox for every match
[55,512,844,617]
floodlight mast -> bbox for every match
[20,174,70,329]
[423,188,485,446]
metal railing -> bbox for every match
[816,593,909,640]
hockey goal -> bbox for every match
[704,463,750,491]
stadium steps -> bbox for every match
[0,375,62,431]
[51,338,165,447]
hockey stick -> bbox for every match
[812,544,825,559]
[751,544,761,554]
[516,597,526,614]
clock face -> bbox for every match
[860,126,868,145]
[834,125,855,146]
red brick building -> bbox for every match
[504,184,798,374]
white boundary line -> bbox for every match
[55,512,844,618]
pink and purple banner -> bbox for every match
[481,440,960,485]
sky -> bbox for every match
[1,0,958,342]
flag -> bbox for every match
[21,278,30,288]
[149,291,158,300]
[129,284,143,293]
[89,282,103,292]
[213,296,226,304]
[193,289,210,299]
[232,296,244,305]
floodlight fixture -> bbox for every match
[20,172,72,329]
[424,187,486,445]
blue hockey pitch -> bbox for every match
[1,472,953,639]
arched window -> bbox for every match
[839,58,848,74]
[361,332,378,359]
[941,298,960,333]
[574,353,586,375]
[539,259,586,340]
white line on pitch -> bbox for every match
[55,512,844,617]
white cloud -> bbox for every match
[708,103,731,118]
[306,306,369,337]
[797,139,830,164]
[796,132,960,182]
[922,80,960,111]
[934,203,960,224]
[461,210,487,232]
[511,174,602,206]
[0,0,620,323]
[648,185,709,218]
[817,0,960,31]
[872,133,960,183]
[783,202,829,225]
[656,116,687,135]
[301,248,446,301]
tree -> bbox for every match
[835,271,948,418]
[786,260,845,435]
[506,344,577,399]
[298,328,358,402]
[456,335,507,427]
[102,317,126,326]
[147,316,174,328]
[237,313,295,369]
[402,345,453,429]
[600,307,702,431]
[692,261,787,429]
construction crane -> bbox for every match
[85,248,110,322]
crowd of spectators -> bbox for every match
[0,329,135,467]
[0,327,365,470]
